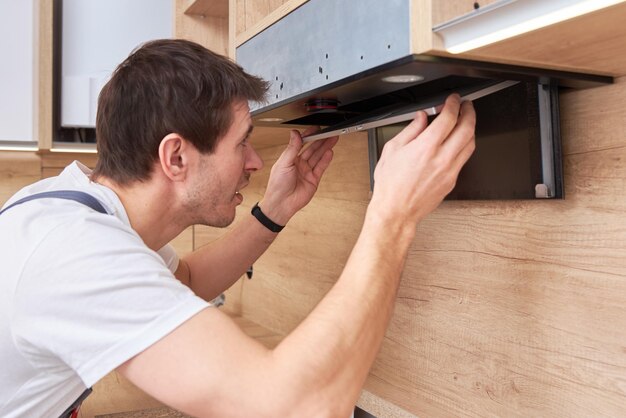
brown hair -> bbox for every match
[92,39,268,184]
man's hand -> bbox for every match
[369,94,476,230]
[259,127,339,225]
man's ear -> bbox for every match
[158,133,192,181]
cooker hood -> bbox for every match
[236,0,611,130]
[235,0,612,199]
[238,52,611,132]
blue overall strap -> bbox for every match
[1,190,103,417]
[0,190,107,216]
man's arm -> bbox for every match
[120,217,416,418]
[176,131,338,301]
[119,95,475,417]
[174,213,282,299]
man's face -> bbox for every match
[185,100,263,227]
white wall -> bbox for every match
[0,0,36,142]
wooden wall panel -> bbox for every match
[0,151,41,205]
[170,227,195,257]
[229,77,626,417]
[40,152,99,168]
[363,79,626,416]
[194,220,246,316]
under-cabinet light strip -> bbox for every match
[0,141,39,152]
[50,147,98,154]
[434,0,625,54]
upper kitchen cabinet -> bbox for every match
[175,0,229,56]
[431,0,626,77]
[232,0,626,77]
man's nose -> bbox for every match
[245,144,264,172]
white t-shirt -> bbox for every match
[0,161,209,417]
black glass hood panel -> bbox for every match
[250,54,611,128]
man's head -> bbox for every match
[92,39,268,185]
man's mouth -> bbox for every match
[234,176,250,201]
[234,190,244,204]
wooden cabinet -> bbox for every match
[176,0,229,56]
[431,0,626,76]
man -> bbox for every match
[0,39,475,417]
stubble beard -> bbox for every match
[183,174,236,228]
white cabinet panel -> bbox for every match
[0,0,35,142]
[61,0,172,128]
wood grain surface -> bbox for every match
[174,0,229,56]
[0,151,41,205]
[227,77,626,417]
[184,0,228,18]
[433,0,501,26]
[433,2,626,77]
[234,0,307,45]
[3,0,624,415]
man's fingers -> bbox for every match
[421,94,462,146]
[312,149,334,179]
[301,125,321,137]
[389,110,428,146]
[439,101,477,176]
[452,134,476,174]
[276,130,304,166]
[305,136,339,168]
[300,136,326,161]
[439,101,476,160]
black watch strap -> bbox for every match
[251,202,285,233]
